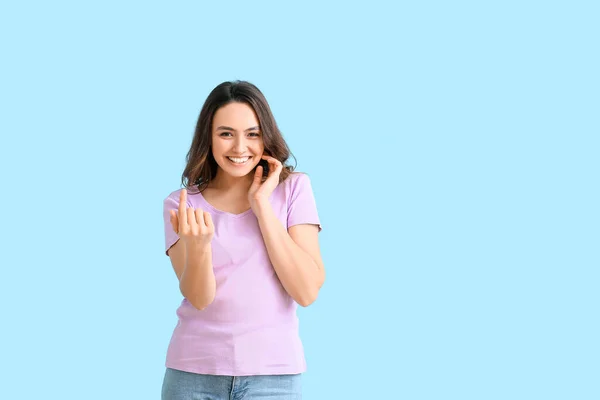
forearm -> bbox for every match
[254,201,322,306]
[180,243,216,310]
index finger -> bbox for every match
[263,156,283,172]
[262,155,280,165]
[179,189,188,225]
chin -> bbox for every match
[227,169,252,178]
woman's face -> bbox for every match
[211,102,265,179]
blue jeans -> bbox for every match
[161,368,302,400]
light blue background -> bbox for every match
[1,1,598,399]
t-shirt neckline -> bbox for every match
[196,191,254,218]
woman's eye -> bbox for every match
[219,132,232,137]
[248,132,260,137]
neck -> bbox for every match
[209,169,253,193]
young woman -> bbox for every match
[161,81,325,399]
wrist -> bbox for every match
[251,197,271,216]
[184,240,212,254]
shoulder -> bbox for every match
[278,171,316,203]
[278,171,306,193]
[164,188,181,200]
[164,187,183,202]
[163,185,200,206]
[283,171,312,188]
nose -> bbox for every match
[232,136,248,154]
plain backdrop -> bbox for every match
[1,1,598,399]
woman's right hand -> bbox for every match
[170,189,214,248]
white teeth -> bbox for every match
[227,156,251,164]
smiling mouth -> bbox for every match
[227,156,252,165]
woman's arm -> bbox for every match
[169,241,216,310]
[167,189,217,310]
[253,200,325,307]
[248,156,325,307]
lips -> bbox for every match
[226,156,252,164]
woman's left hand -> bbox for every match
[248,155,283,209]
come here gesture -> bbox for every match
[169,189,215,248]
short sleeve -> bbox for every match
[163,192,186,256]
[287,173,322,231]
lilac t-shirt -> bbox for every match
[162,172,321,376]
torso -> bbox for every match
[164,173,316,376]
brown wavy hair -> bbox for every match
[181,80,297,193]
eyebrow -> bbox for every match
[216,125,260,132]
